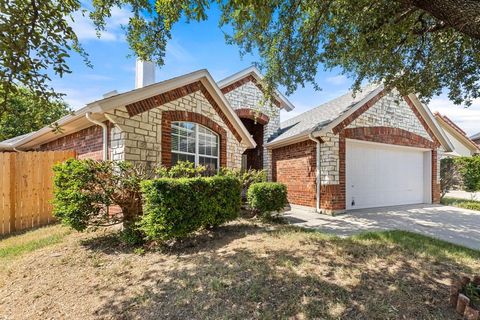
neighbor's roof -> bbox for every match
[217,66,295,112]
[267,84,382,146]
[434,113,480,153]
[0,69,258,151]
[471,132,480,141]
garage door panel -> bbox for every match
[346,140,427,210]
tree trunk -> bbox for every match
[401,0,480,39]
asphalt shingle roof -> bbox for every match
[471,132,480,140]
[269,84,383,144]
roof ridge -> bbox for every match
[435,112,467,136]
[280,84,380,127]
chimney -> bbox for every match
[135,59,155,88]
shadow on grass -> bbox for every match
[80,222,266,256]
[90,225,471,319]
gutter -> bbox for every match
[308,133,321,213]
[86,112,108,160]
[0,143,14,151]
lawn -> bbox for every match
[0,221,478,320]
[441,197,480,211]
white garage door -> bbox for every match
[346,140,430,210]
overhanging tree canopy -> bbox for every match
[1,0,479,114]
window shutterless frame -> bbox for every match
[171,121,220,170]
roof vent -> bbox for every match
[135,59,155,88]
[102,90,118,99]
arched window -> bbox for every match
[171,121,219,169]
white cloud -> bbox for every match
[165,39,195,63]
[326,75,348,86]
[428,97,480,136]
[69,6,132,42]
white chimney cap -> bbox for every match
[135,59,155,89]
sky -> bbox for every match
[53,4,480,137]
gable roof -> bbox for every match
[267,84,454,152]
[217,66,295,112]
[0,69,256,151]
[267,84,383,147]
[434,113,479,153]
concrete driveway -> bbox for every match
[283,204,480,250]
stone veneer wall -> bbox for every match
[223,80,280,179]
[106,90,247,168]
[347,91,432,140]
[319,91,435,185]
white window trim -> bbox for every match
[172,121,220,169]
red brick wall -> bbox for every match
[272,140,317,207]
[432,150,440,204]
[39,124,110,160]
[320,185,345,211]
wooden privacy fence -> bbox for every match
[0,151,76,235]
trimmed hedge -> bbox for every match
[139,176,241,240]
[441,197,480,211]
[247,182,288,217]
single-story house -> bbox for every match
[471,132,480,147]
[434,113,479,157]
[0,63,457,214]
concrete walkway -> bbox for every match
[283,204,480,250]
[446,190,480,201]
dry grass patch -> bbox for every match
[0,221,478,319]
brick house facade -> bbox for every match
[1,66,455,214]
[9,67,293,175]
[270,89,452,214]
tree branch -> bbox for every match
[399,0,480,39]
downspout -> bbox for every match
[309,133,321,213]
[86,112,108,160]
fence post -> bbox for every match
[9,153,16,233]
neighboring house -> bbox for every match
[434,113,479,157]
[471,132,480,147]
[0,63,456,214]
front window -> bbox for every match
[171,121,219,170]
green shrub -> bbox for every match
[218,168,267,199]
[53,159,155,236]
[139,176,241,241]
[441,197,480,211]
[156,161,210,178]
[454,157,480,192]
[247,182,288,217]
